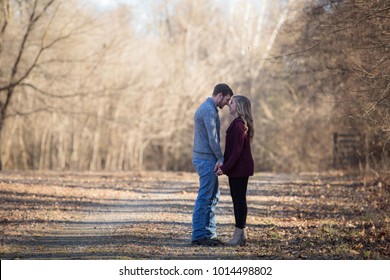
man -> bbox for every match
[191,83,234,246]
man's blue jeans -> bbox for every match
[192,158,220,241]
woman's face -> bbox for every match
[228,98,237,116]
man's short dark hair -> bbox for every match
[212,83,234,97]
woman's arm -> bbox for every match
[219,120,245,175]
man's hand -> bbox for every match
[214,161,223,172]
[215,167,223,176]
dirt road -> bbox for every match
[0,171,389,259]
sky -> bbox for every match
[81,0,153,34]
[81,0,291,36]
[82,0,235,12]
[87,0,127,9]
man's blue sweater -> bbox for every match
[192,97,224,163]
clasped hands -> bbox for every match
[214,162,224,176]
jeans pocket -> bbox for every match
[193,159,215,177]
[192,159,204,176]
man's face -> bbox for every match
[217,94,232,109]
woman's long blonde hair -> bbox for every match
[233,95,254,141]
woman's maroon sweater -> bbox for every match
[220,117,254,177]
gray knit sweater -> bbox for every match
[192,97,224,163]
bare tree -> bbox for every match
[7,0,386,174]
[255,0,390,172]
[0,0,90,168]
[0,0,135,170]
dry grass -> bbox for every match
[0,171,389,259]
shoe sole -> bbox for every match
[191,240,220,246]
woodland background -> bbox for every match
[0,0,389,173]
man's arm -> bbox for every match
[204,111,224,164]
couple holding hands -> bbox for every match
[191,83,254,247]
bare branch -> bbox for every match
[355,5,390,26]
[262,42,320,61]
[363,82,390,118]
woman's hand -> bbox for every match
[215,167,224,176]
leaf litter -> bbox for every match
[0,171,389,259]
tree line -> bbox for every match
[0,0,389,173]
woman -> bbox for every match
[216,95,254,246]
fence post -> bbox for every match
[333,132,338,168]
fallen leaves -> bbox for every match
[0,171,389,259]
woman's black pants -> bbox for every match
[228,177,249,229]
